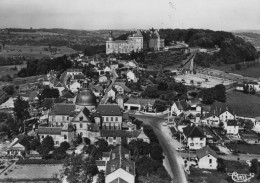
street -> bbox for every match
[134,114,188,183]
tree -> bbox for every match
[60,141,70,151]
[84,137,91,145]
[128,139,151,157]
[62,154,99,183]
[214,84,226,102]
[40,87,60,101]
[52,147,67,160]
[30,139,41,150]
[250,159,259,174]
[94,139,109,152]
[200,88,215,104]
[244,120,254,130]
[243,84,249,94]
[42,135,54,150]
[217,158,226,173]
[76,134,83,144]
[141,85,159,98]
[150,143,164,161]
[13,96,30,126]
[157,82,168,91]
[2,85,15,95]
[96,170,105,183]
[153,100,167,112]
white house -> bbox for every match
[171,100,190,116]
[226,120,239,135]
[105,146,135,183]
[126,70,138,83]
[196,146,218,169]
[219,110,235,123]
[107,87,117,100]
[183,123,206,150]
[69,81,81,93]
[248,81,260,92]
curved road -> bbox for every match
[134,114,187,183]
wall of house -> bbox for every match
[219,111,235,122]
[124,103,141,111]
[187,137,206,150]
[171,104,182,116]
[198,154,217,169]
[226,126,239,135]
[106,168,135,183]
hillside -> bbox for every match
[234,32,260,51]
[156,29,259,67]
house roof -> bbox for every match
[125,97,155,106]
[131,30,143,38]
[62,90,75,99]
[8,134,30,150]
[51,103,76,115]
[106,145,135,176]
[183,124,206,138]
[196,146,218,159]
[227,120,238,126]
[38,127,62,135]
[174,100,190,111]
[114,82,131,93]
[73,74,86,80]
[43,98,67,110]
[100,130,141,138]
[96,160,106,166]
[96,104,122,116]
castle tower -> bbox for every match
[106,31,115,54]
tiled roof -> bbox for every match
[51,103,76,115]
[175,100,190,111]
[96,104,122,116]
[96,160,106,166]
[62,90,75,99]
[196,146,218,159]
[183,124,205,138]
[131,30,143,38]
[106,145,135,176]
[43,98,67,110]
[125,97,155,106]
[74,74,86,80]
[114,82,131,93]
[100,130,141,138]
[38,127,62,135]
[227,120,238,126]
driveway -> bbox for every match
[134,114,187,183]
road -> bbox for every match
[134,114,187,183]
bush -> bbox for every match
[60,141,70,151]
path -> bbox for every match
[134,114,188,183]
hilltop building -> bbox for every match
[149,29,165,51]
[106,30,143,54]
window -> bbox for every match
[42,135,44,139]
[209,159,212,164]
[106,117,109,121]
[80,123,83,128]
[126,166,129,172]
[200,143,203,147]
[111,117,113,121]
[115,117,118,122]
[62,116,65,121]
[67,117,69,121]
[79,117,83,121]
[64,135,67,139]
[200,137,203,141]
[113,137,116,140]
[56,141,59,145]
[190,143,194,146]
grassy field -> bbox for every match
[226,143,260,155]
[210,61,260,78]
[0,45,77,59]
[0,64,26,77]
[189,160,259,183]
[210,91,260,117]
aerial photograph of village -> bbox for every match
[0,0,260,183]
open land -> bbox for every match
[0,164,62,181]
[211,91,260,117]
[0,45,77,59]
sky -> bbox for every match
[0,0,260,31]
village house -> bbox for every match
[196,146,218,169]
[7,134,30,157]
[226,120,239,135]
[38,124,75,146]
[113,82,131,94]
[124,97,155,111]
[105,146,135,183]
[69,81,81,93]
[183,123,206,150]
[171,100,190,116]
[95,104,123,130]
[126,70,139,83]
[107,87,117,101]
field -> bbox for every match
[189,160,259,183]
[0,164,62,180]
[0,45,77,59]
[226,143,260,155]
[0,64,26,77]
[210,61,260,78]
[211,91,260,117]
